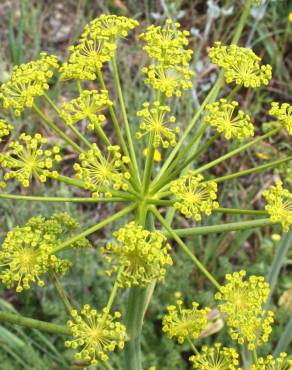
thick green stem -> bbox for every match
[142,133,155,194]
[150,206,221,290]
[214,207,268,216]
[32,104,83,153]
[0,311,70,335]
[171,218,275,237]
[52,204,136,254]
[49,271,73,316]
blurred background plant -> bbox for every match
[0,0,291,369]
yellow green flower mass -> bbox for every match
[208,42,272,88]
[0,53,58,116]
[101,221,173,288]
[215,271,274,350]
[65,304,126,365]
[250,353,292,370]
[140,19,194,97]
[263,181,292,232]
[136,101,179,148]
[0,213,90,292]
[0,119,13,142]
[269,102,292,135]
[205,99,254,141]
[189,343,241,370]
[0,133,61,187]
[73,144,130,197]
[60,90,112,131]
[162,300,210,344]
[170,172,219,221]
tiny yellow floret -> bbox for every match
[101,221,173,288]
[65,305,126,366]
[249,352,292,370]
[0,119,13,142]
[170,172,219,221]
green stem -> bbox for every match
[142,133,155,194]
[211,154,292,183]
[231,0,253,44]
[49,271,73,316]
[43,93,92,149]
[52,204,136,254]
[111,54,140,180]
[214,207,268,216]
[76,80,82,93]
[95,125,111,146]
[192,127,281,176]
[150,206,221,290]
[32,104,83,153]
[0,311,70,336]
[171,218,275,237]
[252,348,258,365]
[0,193,128,203]
[105,268,123,313]
[187,337,200,356]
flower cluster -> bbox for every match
[136,101,179,148]
[0,212,90,292]
[142,64,193,98]
[65,305,126,365]
[208,42,272,88]
[60,90,112,131]
[263,181,292,232]
[215,271,274,350]
[73,144,130,197]
[189,343,241,370]
[162,300,210,344]
[0,133,61,187]
[269,102,292,135]
[140,19,193,97]
[170,172,219,221]
[205,99,254,141]
[0,53,58,116]
[101,221,173,287]
[249,353,292,370]
[60,15,138,81]
[0,119,13,142]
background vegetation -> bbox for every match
[0,0,291,369]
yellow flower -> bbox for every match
[289,12,292,23]
[65,305,126,366]
[162,300,210,344]
[170,172,219,221]
[208,42,272,88]
[101,221,173,288]
[205,99,254,141]
[250,353,292,370]
[263,181,292,232]
[215,271,274,350]
[60,90,112,131]
[0,119,13,142]
[73,144,130,197]
[143,148,162,162]
[0,212,89,292]
[81,15,139,41]
[140,19,193,67]
[142,64,193,97]
[0,53,58,116]
[269,102,292,135]
[136,101,179,148]
[189,343,241,370]
[0,133,61,187]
